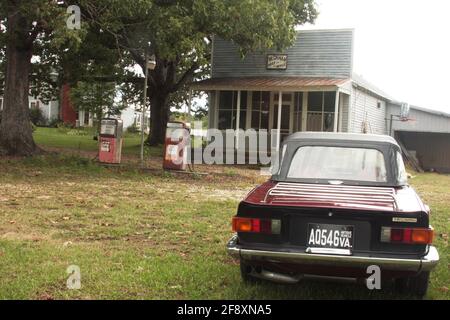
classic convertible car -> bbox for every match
[227,132,439,297]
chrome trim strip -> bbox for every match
[306,247,352,256]
[227,236,439,272]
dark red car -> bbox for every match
[228,132,439,297]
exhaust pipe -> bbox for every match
[251,269,303,284]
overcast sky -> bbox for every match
[300,0,450,112]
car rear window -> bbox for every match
[287,146,388,183]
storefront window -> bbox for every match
[307,91,336,132]
[218,91,247,130]
[251,91,270,130]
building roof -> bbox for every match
[285,132,399,145]
[351,73,395,101]
[191,76,350,91]
[407,105,450,118]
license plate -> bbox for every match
[307,223,354,249]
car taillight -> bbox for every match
[232,217,281,234]
[381,227,434,244]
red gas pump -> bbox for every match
[163,121,190,171]
[98,118,123,164]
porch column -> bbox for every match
[302,92,308,131]
[333,89,340,132]
[235,90,241,149]
[276,91,282,150]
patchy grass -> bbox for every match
[0,129,448,299]
[0,154,448,300]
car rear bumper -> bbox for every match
[227,235,439,273]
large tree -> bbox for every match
[0,0,317,155]
[82,0,317,145]
[0,0,81,156]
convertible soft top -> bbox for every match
[274,132,404,187]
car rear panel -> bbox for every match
[237,202,429,256]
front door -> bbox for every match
[270,92,294,143]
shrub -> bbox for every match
[48,118,61,128]
[126,123,140,134]
[30,108,45,126]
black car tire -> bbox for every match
[396,272,430,298]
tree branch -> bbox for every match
[171,62,198,93]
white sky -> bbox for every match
[300,0,450,112]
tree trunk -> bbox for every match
[146,93,170,146]
[0,10,39,156]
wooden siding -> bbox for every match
[348,87,387,134]
[212,29,354,79]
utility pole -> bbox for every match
[140,50,149,167]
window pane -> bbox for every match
[240,91,248,109]
[260,109,269,130]
[287,146,387,183]
[323,113,334,131]
[218,110,232,130]
[252,91,261,109]
[219,91,233,110]
[307,113,322,131]
[261,92,270,111]
[324,92,336,112]
[251,111,260,129]
[241,111,247,129]
[397,152,408,184]
[251,91,270,130]
[308,92,323,112]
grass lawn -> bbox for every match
[33,127,162,158]
[0,128,448,300]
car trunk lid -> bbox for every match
[263,182,397,211]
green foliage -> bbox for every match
[76,0,318,138]
[29,108,45,126]
[0,0,87,102]
[126,123,140,134]
[70,81,125,121]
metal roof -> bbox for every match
[284,132,399,145]
[190,76,350,91]
[351,73,395,101]
[408,105,450,118]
